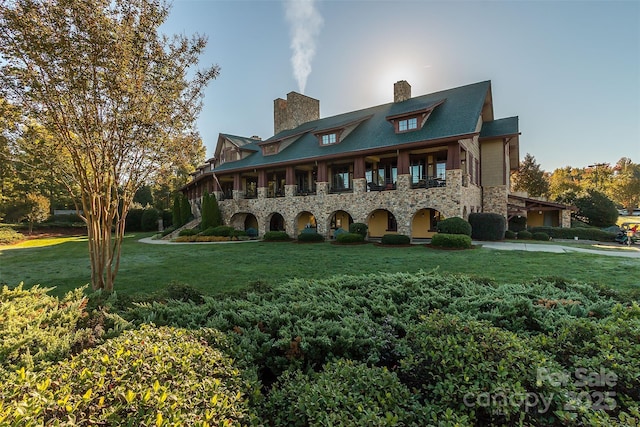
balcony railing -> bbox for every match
[367,182,396,191]
[411,177,446,189]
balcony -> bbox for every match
[411,177,446,189]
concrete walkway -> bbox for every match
[477,241,640,258]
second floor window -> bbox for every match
[321,133,337,145]
[398,117,418,132]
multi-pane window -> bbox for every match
[321,133,337,145]
[332,165,351,190]
[398,117,418,132]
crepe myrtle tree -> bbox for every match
[0,0,219,291]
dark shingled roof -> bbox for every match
[480,116,519,139]
[214,81,495,172]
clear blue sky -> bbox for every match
[163,0,640,173]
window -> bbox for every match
[387,212,397,231]
[398,117,418,132]
[321,133,337,145]
[332,165,351,190]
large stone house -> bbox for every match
[181,80,571,239]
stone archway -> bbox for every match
[367,209,397,238]
[295,211,317,234]
[411,208,442,239]
[268,212,286,232]
[328,210,353,238]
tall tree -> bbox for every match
[548,166,584,202]
[0,0,218,291]
[609,158,640,214]
[511,153,549,198]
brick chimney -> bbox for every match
[394,80,411,103]
[274,92,320,135]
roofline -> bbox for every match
[508,194,577,211]
[385,99,446,122]
[203,132,478,176]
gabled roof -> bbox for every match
[213,81,493,173]
[214,134,260,158]
[480,116,519,140]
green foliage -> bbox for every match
[380,234,410,245]
[512,153,550,197]
[508,215,527,232]
[436,216,472,236]
[180,194,193,227]
[469,212,506,241]
[0,284,95,375]
[518,230,533,239]
[262,231,291,241]
[178,228,198,236]
[133,185,154,207]
[297,231,324,242]
[24,193,50,233]
[0,325,257,426]
[349,222,368,237]
[199,225,235,237]
[164,282,205,304]
[529,226,616,242]
[172,193,183,228]
[161,225,176,237]
[263,360,428,426]
[245,227,258,238]
[431,233,472,249]
[0,227,24,244]
[336,232,364,244]
[504,230,517,239]
[532,231,550,241]
[332,227,347,239]
[140,207,159,231]
[200,192,222,230]
[574,190,619,227]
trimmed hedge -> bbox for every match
[532,232,550,241]
[529,226,617,242]
[468,212,506,241]
[263,231,291,241]
[297,231,324,242]
[504,230,517,240]
[431,233,472,249]
[380,234,410,245]
[0,325,257,426]
[436,217,472,236]
[349,222,368,237]
[518,230,533,239]
[336,232,364,244]
[178,228,198,237]
[199,225,235,237]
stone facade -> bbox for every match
[210,168,482,239]
[274,92,320,135]
[394,80,411,103]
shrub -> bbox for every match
[200,192,222,230]
[178,228,198,237]
[160,209,173,228]
[508,215,527,232]
[161,225,176,237]
[380,234,410,245]
[518,230,533,239]
[262,360,428,426]
[0,284,95,374]
[199,225,235,237]
[336,232,364,244]
[529,226,616,242]
[245,227,258,238]
[504,230,517,239]
[0,325,257,426]
[436,216,472,236]
[140,207,159,231]
[0,227,24,245]
[574,190,618,227]
[125,208,144,231]
[165,282,205,304]
[332,227,347,238]
[297,231,324,242]
[532,231,550,241]
[468,212,506,241]
[431,233,472,249]
[263,231,290,241]
[349,222,368,237]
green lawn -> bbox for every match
[1,233,639,298]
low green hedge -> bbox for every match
[504,230,517,240]
[349,222,368,237]
[0,325,257,426]
[178,228,198,236]
[199,225,235,237]
[297,231,324,242]
[431,233,472,249]
[532,232,550,241]
[380,234,410,245]
[336,232,364,244]
[529,226,617,242]
[518,230,533,239]
[263,231,291,241]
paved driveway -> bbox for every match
[478,241,640,258]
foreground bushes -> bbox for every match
[0,325,257,426]
[469,212,506,241]
[380,234,410,245]
[0,227,24,245]
[529,226,616,242]
[431,233,472,249]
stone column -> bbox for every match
[353,178,366,194]
[257,187,268,199]
[316,182,329,196]
[285,184,297,197]
[396,174,411,191]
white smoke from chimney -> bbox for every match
[284,0,323,94]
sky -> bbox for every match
[162,0,640,173]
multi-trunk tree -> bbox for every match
[0,0,218,291]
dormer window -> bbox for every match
[321,133,337,145]
[398,117,418,132]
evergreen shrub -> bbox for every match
[533,232,550,241]
[380,234,410,245]
[468,212,506,241]
[431,233,472,249]
[436,217,472,236]
[297,231,324,242]
[349,222,368,237]
[518,230,533,239]
[263,231,290,241]
[336,232,364,244]
[504,230,517,239]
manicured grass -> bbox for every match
[1,233,639,298]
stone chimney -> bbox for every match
[394,80,411,103]
[274,92,320,135]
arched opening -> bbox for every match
[296,211,317,234]
[244,213,258,233]
[367,209,397,238]
[268,213,286,232]
[329,210,353,238]
[411,208,443,238]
